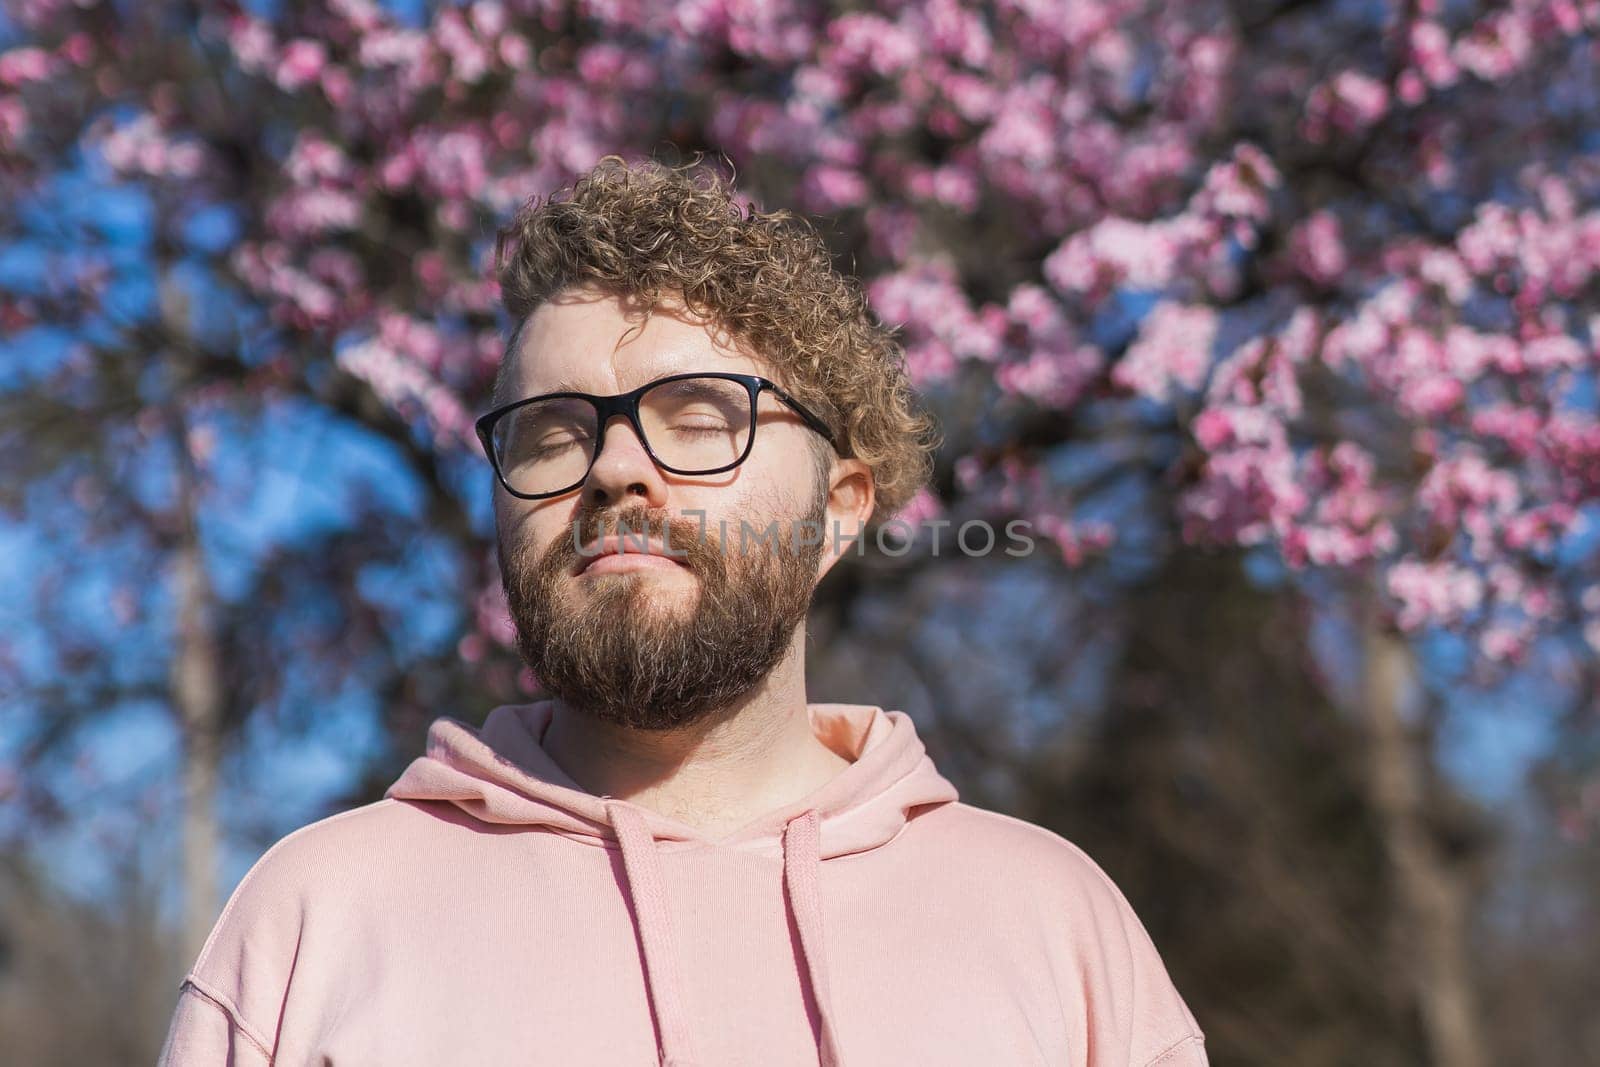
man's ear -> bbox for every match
[817,457,874,579]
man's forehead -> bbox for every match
[504,294,775,395]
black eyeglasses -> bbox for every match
[475,371,839,500]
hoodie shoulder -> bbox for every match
[176,798,442,1056]
[192,797,452,948]
[923,801,1152,903]
[194,798,433,946]
[913,801,1207,1066]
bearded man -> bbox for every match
[158,156,1206,1067]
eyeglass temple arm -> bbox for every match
[763,383,839,446]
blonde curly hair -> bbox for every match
[492,154,940,525]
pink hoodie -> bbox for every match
[159,702,1206,1066]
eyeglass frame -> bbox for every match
[475,370,841,500]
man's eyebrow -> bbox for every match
[524,374,691,398]
[516,377,592,398]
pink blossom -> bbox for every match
[285,133,352,185]
[225,15,276,74]
[474,578,518,649]
[1414,120,1457,188]
[306,247,364,291]
[891,487,944,529]
[330,0,385,32]
[434,10,491,84]
[977,81,1057,171]
[265,188,363,237]
[60,32,94,66]
[415,251,450,297]
[1388,329,1464,418]
[1193,143,1280,224]
[1501,503,1581,553]
[1470,403,1545,457]
[921,0,993,68]
[1115,302,1218,403]
[905,161,980,212]
[1166,32,1234,127]
[1302,70,1390,143]
[939,70,1001,123]
[337,332,476,449]
[719,0,818,64]
[1521,333,1587,372]
[1478,620,1531,664]
[1287,210,1348,286]
[869,263,1002,383]
[1386,558,1486,630]
[1032,512,1117,566]
[499,34,532,69]
[1544,412,1600,500]
[1282,442,1397,568]
[1407,20,1459,90]
[1278,307,1322,364]
[1455,202,1521,274]
[1192,407,1236,450]
[0,47,55,86]
[357,28,430,71]
[1459,327,1520,378]
[576,43,632,86]
[1044,217,1183,295]
[413,128,491,200]
[231,243,345,330]
[0,97,27,148]
[711,96,809,159]
[792,63,847,108]
[995,344,1102,409]
[800,163,868,213]
[827,14,923,78]
[1418,450,1522,538]
[469,1,507,38]
[96,114,209,180]
[1414,248,1473,304]
[375,309,446,373]
[320,66,354,108]
[377,145,419,191]
[1178,414,1304,547]
[863,204,920,262]
[1453,12,1534,82]
[1207,334,1303,418]
[994,297,1101,409]
[275,40,327,92]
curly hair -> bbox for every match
[491,154,940,526]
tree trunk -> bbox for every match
[1361,592,1484,1067]
[171,421,222,966]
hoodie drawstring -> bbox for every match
[607,801,703,1067]
[783,807,845,1067]
[604,800,845,1067]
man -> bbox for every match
[159,156,1206,1066]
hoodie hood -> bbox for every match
[384,700,958,1067]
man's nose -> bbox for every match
[581,416,669,508]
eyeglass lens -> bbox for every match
[490,377,753,496]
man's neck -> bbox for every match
[539,649,854,841]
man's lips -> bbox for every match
[571,534,691,577]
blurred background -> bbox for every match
[3,1,1599,1064]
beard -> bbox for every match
[499,491,828,732]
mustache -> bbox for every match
[544,506,718,574]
